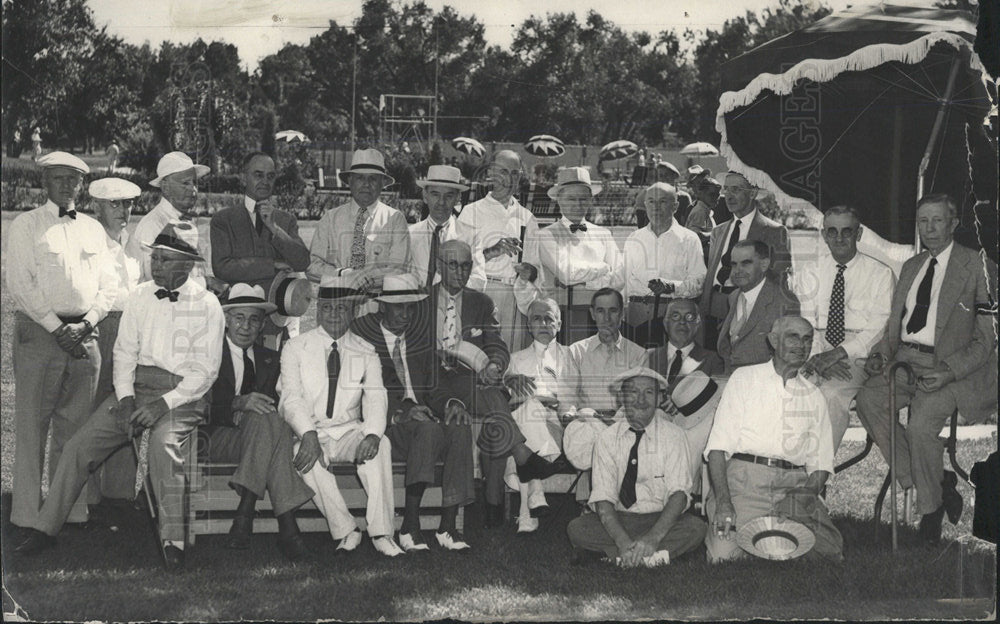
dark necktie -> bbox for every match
[240,347,256,396]
[154,288,179,302]
[58,206,77,219]
[906,258,937,334]
[391,337,407,390]
[326,341,340,418]
[177,213,193,222]
[569,222,588,233]
[254,206,265,236]
[426,223,444,289]
[667,350,683,384]
[619,428,645,509]
[826,264,847,347]
[716,219,742,285]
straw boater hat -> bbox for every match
[547,167,603,200]
[375,273,427,304]
[668,371,720,430]
[222,283,277,313]
[736,515,816,561]
[318,275,369,302]
[416,165,469,192]
[37,151,90,174]
[143,220,203,261]
[149,151,210,187]
[338,148,395,186]
[562,408,604,470]
[89,177,141,201]
[268,271,313,325]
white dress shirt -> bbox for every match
[568,333,647,412]
[704,361,834,475]
[381,325,416,402]
[507,339,583,415]
[306,198,411,281]
[407,215,481,286]
[537,218,624,291]
[227,336,255,394]
[244,196,257,226]
[125,197,213,283]
[589,413,693,513]
[113,278,225,410]
[107,230,142,311]
[713,208,757,287]
[7,201,119,331]
[457,193,543,287]
[664,342,700,377]
[623,222,706,299]
[901,241,953,347]
[793,250,894,359]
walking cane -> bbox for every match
[887,360,916,552]
[131,432,158,522]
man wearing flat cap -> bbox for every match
[15,221,225,572]
[307,148,411,296]
[279,276,404,557]
[86,177,144,501]
[205,283,314,560]
[567,367,707,567]
[409,165,479,290]
[7,152,119,532]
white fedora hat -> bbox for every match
[416,165,469,191]
[142,220,203,261]
[736,515,816,561]
[318,275,369,302]
[89,177,141,201]
[547,167,602,200]
[375,273,428,304]
[37,151,90,174]
[150,151,210,187]
[338,148,395,186]
[223,283,278,313]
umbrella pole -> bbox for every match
[915,54,962,251]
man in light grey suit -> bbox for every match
[856,194,997,546]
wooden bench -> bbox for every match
[502,465,591,523]
[184,454,462,545]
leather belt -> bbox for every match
[901,342,935,354]
[732,453,803,471]
[628,295,662,304]
[485,276,515,286]
[57,314,86,324]
[713,284,737,295]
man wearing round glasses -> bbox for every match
[647,300,724,390]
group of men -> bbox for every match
[8,144,996,572]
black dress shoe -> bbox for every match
[162,544,185,572]
[941,471,963,525]
[225,515,253,550]
[918,504,945,545]
[484,503,505,529]
[516,453,568,482]
[529,504,551,519]
[277,534,309,561]
[13,529,56,555]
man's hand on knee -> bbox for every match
[129,397,169,429]
[444,399,471,426]
[354,434,381,464]
[917,365,955,393]
[232,392,276,416]
[713,498,737,541]
[293,431,324,473]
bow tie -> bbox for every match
[154,288,180,302]
[569,223,587,233]
[58,207,77,219]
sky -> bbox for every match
[86,0,862,70]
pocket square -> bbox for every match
[466,327,483,338]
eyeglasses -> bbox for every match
[666,312,699,323]
[228,314,264,329]
[823,227,856,240]
[438,259,474,272]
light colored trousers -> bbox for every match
[34,366,204,543]
[12,313,98,527]
[481,280,529,351]
[296,427,395,540]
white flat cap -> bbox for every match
[150,151,210,187]
[37,151,89,174]
[89,177,141,201]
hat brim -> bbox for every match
[149,164,211,188]
[222,300,278,314]
[338,168,395,187]
[141,241,204,261]
[736,516,816,561]
[548,182,602,201]
[416,179,469,192]
[608,368,670,397]
[376,293,429,303]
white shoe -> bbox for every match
[335,529,362,553]
[516,515,539,534]
[372,535,405,557]
[527,486,548,511]
[435,530,470,551]
[641,550,671,567]
[399,532,430,552]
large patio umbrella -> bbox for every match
[275,130,309,143]
[452,136,485,158]
[679,142,719,156]
[599,139,639,161]
[524,134,565,157]
[717,3,996,258]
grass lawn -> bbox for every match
[1,210,997,621]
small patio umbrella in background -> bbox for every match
[524,134,566,157]
[452,136,486,158]
[274,130,309,143]
[679,141,719,156]
[599,139,639,161]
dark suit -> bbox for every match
[717,278,801,373]
[204,340,313,516]
[856,243,998,515]
[647,343,725,389]
[210,201,311,292]
[352,313,474,508]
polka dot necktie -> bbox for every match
[826,264,847,347]
[350,206,368,269]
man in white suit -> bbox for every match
[409,165,481,289]
[278,276,404,557]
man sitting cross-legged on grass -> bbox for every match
[204,283,315,560]
[279,276,404,557]
[14,221,225,572]
[567,367,707,567]
[352,272,475,552]
[704,316,843,563]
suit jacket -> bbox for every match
[428,283,510,372]
[210,200,310,291]
[408,216,480,287]
[875,243,998,420]
[351,312,436,418]
[699,210,791,318]
[718,277,801,372]
[208,341,280,429]
[278,327,387,441]
[647,343,725,389]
